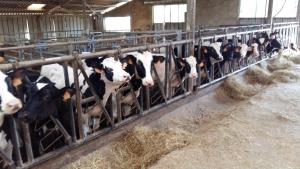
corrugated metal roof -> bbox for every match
[0,0,130,14]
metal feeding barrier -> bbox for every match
[0,22,298,169]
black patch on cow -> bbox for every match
[82,73,106,108]
[233,46,242,59]
[266,39,282,54]
[153,55,165,64]
[85,57,106,70]
[221,43,234,61]
[175,58,191,79]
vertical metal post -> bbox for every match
[20,122,34,163]
[63,62,77,142]
[297,0,300,47]
[82,0,88,36]
[8,117,23,167]
[186,0,196,39]
[266,0,274,32]
[72,52,84,139]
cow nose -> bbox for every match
[6,100,22,112]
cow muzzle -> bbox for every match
[2,98,22,114]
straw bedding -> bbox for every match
[245,66,273,85]
[220,76,261,100]
[65,127,193,169]
[110,127,193,169]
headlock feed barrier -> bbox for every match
[0,21,298,169]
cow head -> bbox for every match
[122,51,161,87]
[85,57,130,85]
[0,71,22,116]
[19,81,75,123]
[175,56,197,79]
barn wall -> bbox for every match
[0,14,89,43]
[104,0,152,31]
[195,0,240,27]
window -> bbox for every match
[25,19,30,40]
[153,4,187,23]
[104,16,131,32]
[239,0,269,18]
[272,0,298,18]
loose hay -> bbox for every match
[267,56,294,72]
[65,152,111,169]
[110,127,192,169]
[221,76,260,100]
[245,66,273,85]
[287,55,300,64]
[271,70,300,83]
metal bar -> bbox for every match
[0,40,194,71]
[20,122,34,164]
[0,32,190,52]
[62,63,77,142]
[0,150,15,169]
[72,59,84,140]
[73,52,113,127]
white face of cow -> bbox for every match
[185,56,198,78]
[101,57,130,84]
[142,51,155,86]
[0,71,22,115]
[134,51,155,86]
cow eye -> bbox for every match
[104,68,114,81]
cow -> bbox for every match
[266,32,282,54]
[0,70,23,162]
[119,51,167,117]
[4,69,76,156]
[40,56,130,136]
[0,71,23,126]
[195,42,223,72]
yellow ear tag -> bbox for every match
[63,91,71,102]
[12,78,22,87]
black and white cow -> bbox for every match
[195,42,223,70]
[118,51,170,116]
[266,32,282,54]
[0,70,23,161]
[40,56,130,135]
[0,71,23,125]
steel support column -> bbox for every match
[266,0,274,32]
[186,0,196,39]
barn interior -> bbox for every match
[0,0,299,169]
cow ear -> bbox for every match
[85,58,99,68]
[153,55,165,64]
[10,69,26,87]
[60,87,76,102]
[176,58,186,67]
[123,55,137,65]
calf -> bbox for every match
[7,69,77,156]
[266,33,282,54]
[40,57,130,135]
[120,51,166,116]
[0,71,23,125]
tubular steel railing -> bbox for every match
[0,22,298,169]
